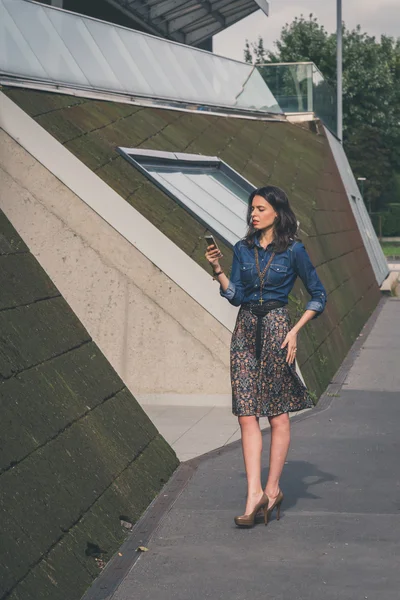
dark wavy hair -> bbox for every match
[244,185,301,253]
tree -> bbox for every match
[244,15,400,214]
[244,37,268,65]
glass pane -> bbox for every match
[46,9,121,90]
[135,157,252,246]
[0,2,48,78]
[235,66,281,112]
[211,170,251,202]
[184,172,247,218]
[85,20,153,96]
[1,0,281,115]
[258,63,311,113]
[3,0,89,83]
[258,62,337,134]
[149,169,246,245]
[312,65,337,135]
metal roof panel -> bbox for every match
[107,0,268,45]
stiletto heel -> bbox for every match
[234,493,269,528]
[263,504,268,525]
[264,490,284,526]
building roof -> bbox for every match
[105,0,269,46]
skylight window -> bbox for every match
[118,148,254,246]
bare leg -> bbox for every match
[238,415,264,515]
[264,412,290,506]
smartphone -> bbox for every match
[204,234,218,250]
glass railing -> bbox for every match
[0,0,281,116]
[257,62,337,134]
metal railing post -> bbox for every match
[337,0,343,141]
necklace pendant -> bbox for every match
[259,298,263,305]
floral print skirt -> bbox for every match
[230,305,314,417]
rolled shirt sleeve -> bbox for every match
[293,242,327,319]
[219,243,245,307]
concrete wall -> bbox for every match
[0,129,232,397]
[0,210,178,600]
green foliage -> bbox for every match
[380,205,400,237]
[244,15,400,222]
[244,36,269,65]
[308,390,318,405]
[380,243,400,258]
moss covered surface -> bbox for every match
[4,87,381,401]
[0,210,179,600]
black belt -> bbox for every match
[241,300,286,360]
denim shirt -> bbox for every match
[220,237,327,319]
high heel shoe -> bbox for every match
[264,489,284,526]
[234,493,269,528]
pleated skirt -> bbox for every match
[230,305,314,417]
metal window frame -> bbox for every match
[118,147,255,247]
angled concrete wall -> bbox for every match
[0,211,178,600]
[0,128,232,398]
[2,88,382,400]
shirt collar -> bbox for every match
[254,235,274,250]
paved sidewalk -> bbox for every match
[140,388,310,461]
[141,404,242,461]
[142,404,310,461]
[87,297,400,600]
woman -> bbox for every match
[205,186,326,528]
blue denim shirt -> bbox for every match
[220,237,327,319]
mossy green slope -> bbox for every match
[0,210,178,600]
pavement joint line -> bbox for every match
[82,294,389,600]
[169,405,216,445]
[223,426,242,445]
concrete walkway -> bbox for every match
[141,404,242,462]
[141,402,310,462]
[85,296,400,600]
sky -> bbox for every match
[213,0,400,62]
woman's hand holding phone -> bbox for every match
[205,245,223,269]
[204,236,223,270]
[204,235,230,290]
